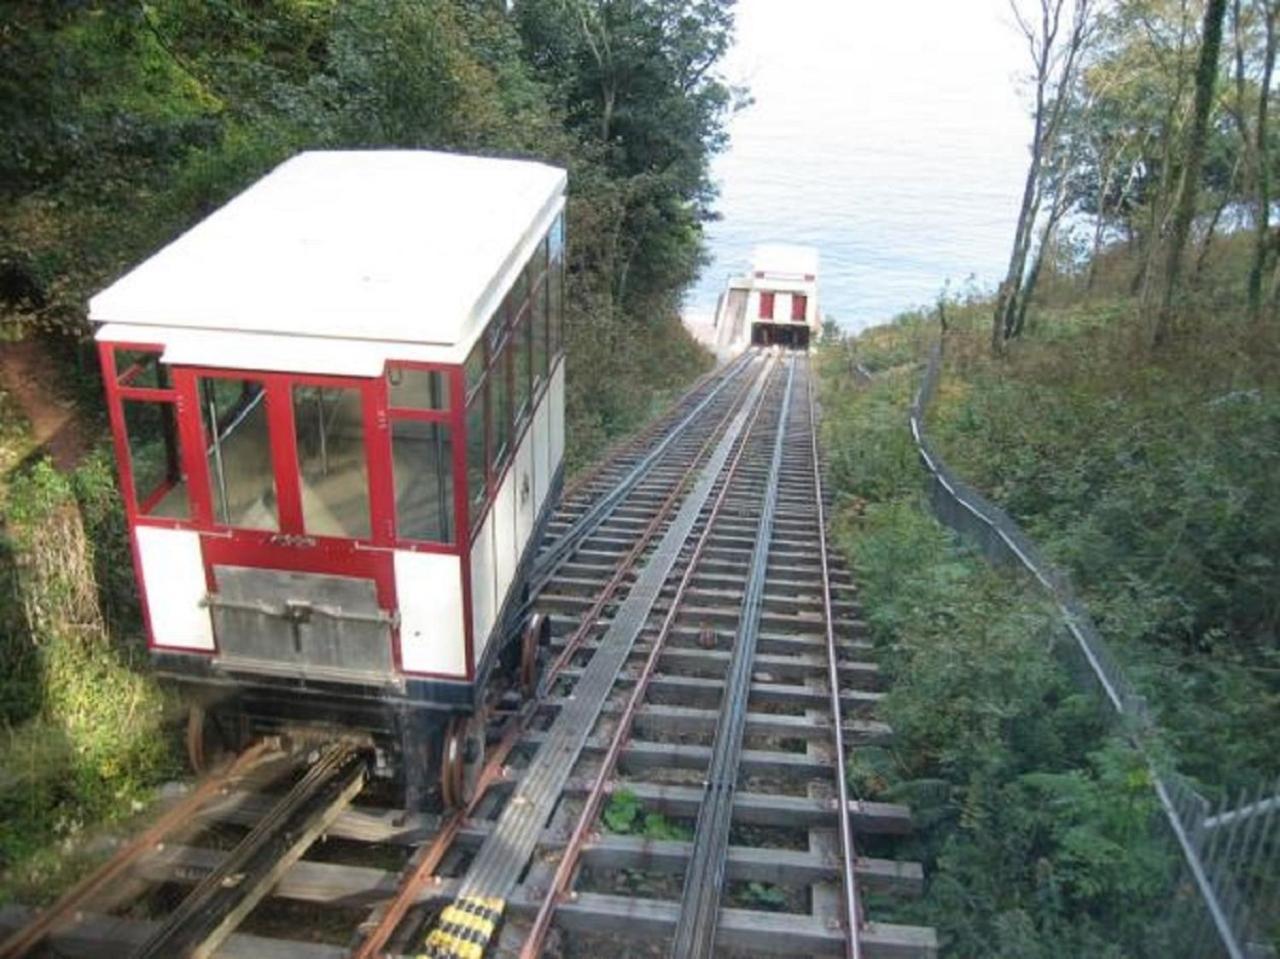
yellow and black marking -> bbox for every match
[419,896,505,959]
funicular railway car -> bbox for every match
[90,150,567,808]
[744,244,820,348]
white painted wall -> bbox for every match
[136,526,214,650]
[532,399,550,516]
[470,509,496,663]
[549,363,565,475]
[514,431,535,553]
[395,550,465,676]
[492,464,517,637]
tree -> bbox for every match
[993,0,1098,354]
[514,0,736,312]
[1150,0,1229,346]
[1228,0,1280,321]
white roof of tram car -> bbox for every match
[751,244,819,281]
[90,150,568,375]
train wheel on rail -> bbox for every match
[439,715,483,810]
[186,704,232,774]
[519,612,551,700]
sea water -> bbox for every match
[687,0,1035,332]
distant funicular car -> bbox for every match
[92,150,567,808]
[739,244,820,349]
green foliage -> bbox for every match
[738,880,787,911]
[0,0,731,901]
[926,297,1280,793]
[0,456,176,902]
[817,354,918,504]
[817,341,1179,955]
[602,787,691,840]
[0,0,724,467]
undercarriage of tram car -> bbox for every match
[174,531,556,813]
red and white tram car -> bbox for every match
[91,150,567,806]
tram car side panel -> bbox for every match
[90,151,567,799]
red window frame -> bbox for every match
[759,291,775,320]
[791,294,808,322]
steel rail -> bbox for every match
[670,355,797,959]
[419,356,779,959]
[542,359,763,687]
[354,359,766,959]
[528,351,754,589]
[0,740,276,959]
[517,353,787,959]
[348,715,528,959]
[808,362,864,959]
[134,741,367,959]
[557,355,731,505]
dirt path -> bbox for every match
[0,339,92,470]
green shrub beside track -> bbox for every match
[0,450,177,902]
[817,346,1178,956]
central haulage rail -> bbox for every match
[0,350,937,959]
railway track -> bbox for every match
[0,349,936,958]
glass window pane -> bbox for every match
[491,341,512,470]
[550,212,565,261]
[485,306,506,356]
[392,420,453,544]
[509,270,529,320]
[201,378,278,530]
[537,236,549,281]
[513,311,531,425]
[123,399,188,518]
[465,341,485,398]
[533,280,549,384]
[116,349,169,389]
[467,388,486,513]
[388,367,448,411]
[293,385,370,539]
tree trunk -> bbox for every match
[1247,3,1278,320]
[1013,195,1071,337]
[993,158,1043,352]
[1194,189,1231,279]
[1153,0,1229,348]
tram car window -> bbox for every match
[90,151,567,808]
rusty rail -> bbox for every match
[0,740,276,959]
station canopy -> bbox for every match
[92,150,567,375]
[751,244,819,280]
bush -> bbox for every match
[0,457,176,902]
[818,340,1178,955]
[925,300,1280,793]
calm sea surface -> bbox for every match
[687,0,1035,332]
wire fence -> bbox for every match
[907,339,1278,959]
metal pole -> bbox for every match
[205,383,231,524]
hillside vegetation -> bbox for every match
[818,344,1181,957]
[823,231,1279,953]
[921,239,1277,795]
[0,0,734,898]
